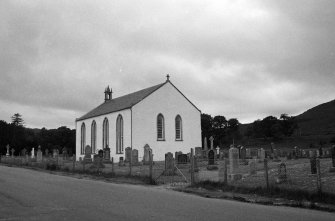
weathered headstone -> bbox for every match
[259,148,265,162]
[310,156,317,174]
[131,149,139,165]
[246,148,251,158]
[249,159,256,175]
[276,163,287,183]
[208,150,215,165]
[103,146,110,161]
[143,144,152,165]
[6,144,10,157]
[98,149,104,158]
[216,146,220,159]
[164,152,175,175]
[209,136,214,150]
[37,146,43,163]
[125,147,132,162]
[229,146,239,174]
[31,148,35,158]
[240,146,246,160]
[83,145,92,163]
[11,148,15,157]
[203,137,208,151]
[195,147,202,158]
[119,157,125,166]
[175,151,182,162]
[21,148,27,156]
[62,147,68,160]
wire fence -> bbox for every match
[1,151,334,196]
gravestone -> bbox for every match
[276,163,287,183]
[164,152,175,175]
[6,144,10,157]
[37,146,43,163]
[178,154,188,164]
[119,157,125,166]
[310,156,317,174]
[329,146,335,172]
[195,147,202,158]
[240,146,246,160]
[246,148,251,158]
[259,148,265,162]
[216,146,220,159]
[98,149,104,158]
[125,147,132,162]
[131,149,139,165]
[209,136,214,150]
[62,147,68,160]
[11,148,15,157]
[45,149,49,157]
[249,159,256,175]
[31,148,35,158]
[103,146,110,161]
[143,144,152,165]
[203,137,208,151]
[21,148,27,156]
[229,146,239,174]
[83,145,92,163]
[208,150,215,165]
[175,151,182,162]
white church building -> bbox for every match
[75,76,201,162]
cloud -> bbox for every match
[0,0,335,128]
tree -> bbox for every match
[213,115,227,129]
[11,113,24,127]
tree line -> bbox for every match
[201,113,298,148]
[0,114,75,156]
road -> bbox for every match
[0,165,333,221]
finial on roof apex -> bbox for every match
[166,74,170,81]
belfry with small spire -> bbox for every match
[104,85,112,102]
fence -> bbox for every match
[1,151,335,197]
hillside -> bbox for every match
[295,99,335,136]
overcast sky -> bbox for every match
[1,0,335,129]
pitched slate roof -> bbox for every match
[77,82,165,121]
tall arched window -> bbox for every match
[116,115,123,154]
[80,123,86,154]
[175,115,182,140]
[91,120,96,154]
[157,114,165,141]
[102,118,109,149]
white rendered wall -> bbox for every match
[75,109,131,161]
[132,82,201,161]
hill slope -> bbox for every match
[295,99,335,136]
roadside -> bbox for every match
[2,163,335,213]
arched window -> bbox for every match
[80,123,86,154]
[175,115,182,140]
[102,118,109,149]
[91,120,97,154]
[157,114,165,141]
[116,115,123,154]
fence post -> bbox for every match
[149,151,153,184]
[190,148,195,185]
[316,158,322,196]
[264,158,269,190]
[129,147,132,176]
[72,154,76,172]
[111,157,114,175]
[224,158,228,184]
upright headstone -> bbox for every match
[240,146,246,160]
[143,144,152,165]
[259,148,265,162]
[209,136,214,150]
[31,148,35,158]
[246,148,251,158]
[6,144,10,157]
[208,150,215,165]
[164,152,175,175]
[329,145,335,172]
[37,146,42,163]
[195,147,202,158]
[131,149,139,165]
[249,159,256,175]
[125,147,132,162]
[276,162,287,183]
[84,145,92,163]
[119,157,125,166]
[11,148,15,157]
[21,148,27,156]
[98,149,104,158]
[203,137,208,151]
[229,146,239,174]
[62,147,68,160]
[175,151,182,162]
[215,146,220,159]
[178,154,188,164]
[45,149,49,157]
[103,146,110,161]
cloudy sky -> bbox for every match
[1,0,335,129]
